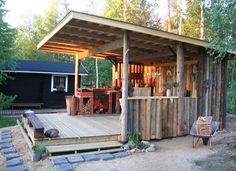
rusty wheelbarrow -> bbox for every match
[190,116,219,148]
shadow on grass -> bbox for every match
[0,116,17,128]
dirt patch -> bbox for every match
[0,114,236,171]
[192,114,236,171]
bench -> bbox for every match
[23,112,44,139]
[12,103,44,109]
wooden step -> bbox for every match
[46,141,123,157]
[49,148,123,159]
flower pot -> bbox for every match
[166,89,172,97]
[32,152,42,161]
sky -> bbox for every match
[5,0,186,27]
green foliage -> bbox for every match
[104,0,160,28]
[14,0,73,62]
[183,0,201,38]
[0,0,17,109]
[0,116,16,128]
[81,58,112,88]
[32,144,45,153]
[0,93,16,110]
[127,131,148,149]
[206,0,236,61]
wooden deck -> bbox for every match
[34,114,121,145]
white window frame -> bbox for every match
[51,75,68,92]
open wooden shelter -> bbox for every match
[37,11,233,142]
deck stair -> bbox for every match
[46,141,123,157]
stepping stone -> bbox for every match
[6,158,22,167]
[98,153,114,160]
[54,163,73,171]
[7,165,27,171]
[112,152,129,158]
[67,156,84,164]
[0,143,13,149]
[51,158,68,165]
[0,139,12,144]
[1,135,12,139]
[1,147,17,154]
[82,154,99,161]
[2,129,11,133]
[5,153,20,160]
[1,132,11,136]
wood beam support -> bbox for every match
[177,42,185,97]
[121,31,129,142]
[75,53,81,95]
[78,39,123,59]
[177,42,185,136]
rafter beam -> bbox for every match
[79,38,123,58]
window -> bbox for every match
[51,75,68,92]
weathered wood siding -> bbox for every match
[127,97,197,140]
[197,48,227,129]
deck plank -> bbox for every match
[36,114,121,139]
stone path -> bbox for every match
[51,152,129,171]
[0,129,28,171]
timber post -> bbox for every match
[177,42,185,135]
[121,30,129,142]
[75,53,81,96]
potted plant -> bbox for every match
[163,82,173,96]
[32,144,45,161]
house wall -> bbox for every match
[1,73,75,108]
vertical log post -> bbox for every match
[177,42,185,97]
[121,31,129,142]
[75,53,81,95]
[177,42,185,135]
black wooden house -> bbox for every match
[2,60,88,108]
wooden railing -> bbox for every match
[127,96,197,140]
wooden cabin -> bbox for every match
[2,60,88,108]
[37,11,235,142]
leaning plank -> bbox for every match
[151,99,157,139]
[162,99,168,138]
[178,98,185,136]
[128,100,133,132]
[172,98,178,137]
[140,99,146,139]
[156,99,162,139]
[167,98,174,137]
[145,99,151,140]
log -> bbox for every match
[75,53,81,95]
[121,31,129,142]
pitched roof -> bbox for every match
[4,60,88,75]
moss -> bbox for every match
[194,160,205,166]
[229,155,236,162]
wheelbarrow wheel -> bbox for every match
[202,137,209,145]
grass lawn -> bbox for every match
[0,116,17,128]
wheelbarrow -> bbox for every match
[190,116,219,148]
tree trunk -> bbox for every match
[200,0,205,40]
